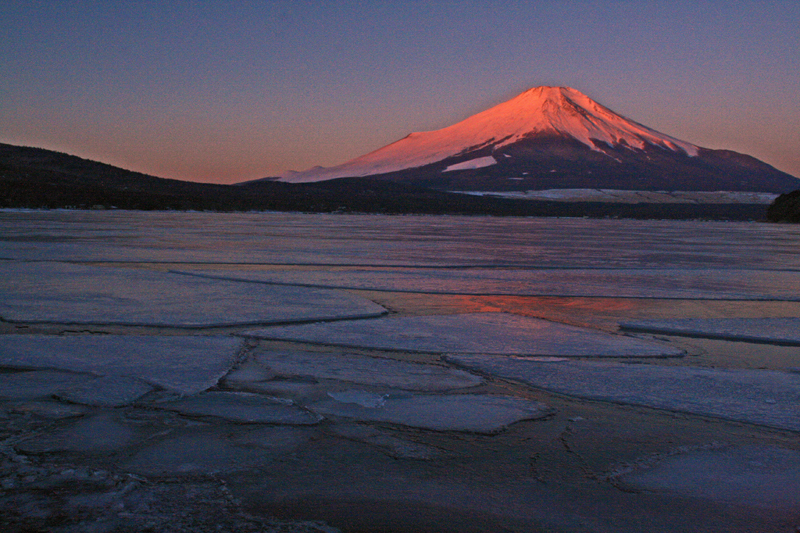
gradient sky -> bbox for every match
[2,1,799,184]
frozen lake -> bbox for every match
[1,209,800,533]
[3,209,800,269]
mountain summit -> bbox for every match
[278,86,798,193]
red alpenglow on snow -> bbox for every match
[275,86,798,194]
[279,86,698,183]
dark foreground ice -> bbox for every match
[615,445,800,510]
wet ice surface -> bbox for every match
[621,317,800,345]
[0,335,242,394]
[2,210,800,532]
[616,446,800,510]
[447,355,800,431]
[310,391,553,433]
[244,312,684,357]
[177,267,800,300]
[0,262,387,327]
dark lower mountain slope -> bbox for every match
[0,143,772,220]
[363,135,800,194]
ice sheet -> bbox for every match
[0,262,387,327]
[446,355,800,431]
[243,313,684,357]
[3,210,800,270]
[620,318,800,345]
[0,335,242,395]
[177,267,800,301]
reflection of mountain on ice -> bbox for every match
[280,86,699,183]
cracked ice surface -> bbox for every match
[616,446,800,510]
[244,313,684,357]
[620,318,800,345]
[309,391,552,433]
[249,350,483,391]
[0,262,386,327]
[446,355,800,431]
[0,335,242,395]
[176,267,800,301]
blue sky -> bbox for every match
[2,1,798,183]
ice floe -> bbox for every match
[0,262,386,327]
[54,375,153,407]
[244,313,684,357]
[309,391,552,433]
[154,391,323,425]
[446,355,800,431]
[0,335,242,395]
[5,211,800,270]
[248,350,483,391]
[620,317,800,345]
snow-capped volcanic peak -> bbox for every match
[280,86,699,183]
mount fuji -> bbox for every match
[276,86,798,194]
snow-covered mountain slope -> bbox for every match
[279,86,699,184]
